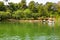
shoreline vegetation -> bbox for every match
[0,0,60,23]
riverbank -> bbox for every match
[6,17,55,23]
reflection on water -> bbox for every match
[0,22,59,40]
[0,36,21,40]
[42,20,55,27]
[0,34,60,40]
[48,20,55,27]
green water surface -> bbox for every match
[0,22,60,40]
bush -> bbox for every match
[0,11,11,20]
[12,10,24,19]
[31,13,39,20]
[23,9,32,19]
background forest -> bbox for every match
[0,0,60,20]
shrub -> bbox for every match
[23,9,32,19]
[12,10,24,19]
[0,11,10,20]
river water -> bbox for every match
[0,22,60,40]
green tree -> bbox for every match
[9,3,19,12]
[56,3,60,15]
[31,13,39,19]
[36,4,43,17]
[12,10,24,19]
[23,9,32,19]
[0,2,6,11]
[20,0,27,10]
[0,11,10,20]
[41,7,49,17]
[28,1,37,13]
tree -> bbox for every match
[40,7,49,17]
[20,0,27,10]
[28,1,37,13]
[0,1,59,20]
[31,13,39,19]
[0,11,10,20]
[12,10,24,19]
[9,3,19,12]
[44,2,58,17]
[23,9,32,19]
[0,2,6,11]
[36,4,43,17]
[56,2,60,15]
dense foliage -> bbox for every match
[0,0,60,20]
